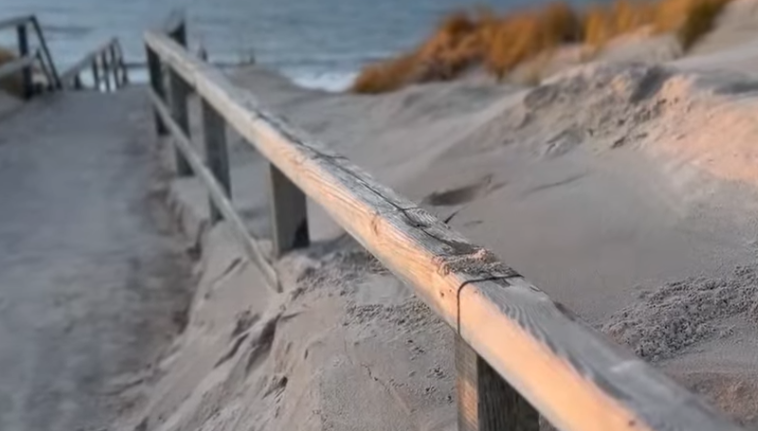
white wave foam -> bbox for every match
[284,69,358,93]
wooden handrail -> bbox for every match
[144,28,744,431]
[60,38,128,92]
[0,14,125,98]
[29,17,60,89]
[59,40,110,84]
[0,15,63,98]
[147,88,280,291]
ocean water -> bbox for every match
[0,0,574,91]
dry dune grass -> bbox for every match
[352,0,733,93]
[352,5,581,93]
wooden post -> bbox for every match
[107,46,116,89]
[168,69,193,176]
[456,335,539,431]
[110,45,120,88]
[268,165,309,257]
[167,20,187,48]
[91,60,101,91]
[101,54,112,92]
[201,99,231,223]
[16,23,33,99]
[146,46,167,136]
[117,44,129,85]
[30,16,60,89]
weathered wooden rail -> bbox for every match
[0,15,60,98]
[144,16,745,431]
[0,15,128,98]
[60,38,129,92]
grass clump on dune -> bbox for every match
[352,0,733,94]
[352,4,581,93]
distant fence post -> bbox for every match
[456,335,539,431]
[91,60,101,91]
[167,70,193,177]
[165,17,192,177]
[16,22,33,99]
[117,43,128,85]
[109,44,120,88]
[268,166,309,257]
[201,99,231,223]
[167,19,187,49]
[101,53,111,92]
[30,16,60,89]
[146,46,166,135]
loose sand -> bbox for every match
[126,2,758,430]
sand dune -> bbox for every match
[125,4,758,430]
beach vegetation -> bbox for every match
[352,0,733,93]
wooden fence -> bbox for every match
[0,15,60,99]
[60,38,129,92]
[0,15,128,97]
[144,16,745,431]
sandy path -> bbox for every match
[0,88,193,431]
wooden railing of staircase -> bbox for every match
[0,15,60,99]
[0,15,127,97]
[144,11,745,431]
[60,38,129,92]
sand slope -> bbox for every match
[121,170,460,431]
[128,9,758,430]
[229,58,758,426]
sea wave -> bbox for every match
[283,69,358,92]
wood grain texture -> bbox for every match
[145,30,543,326]
[201,98,231,224]
[457,335,539,431]
[457,335,480,431]
[268,164,309,257]
[144,31,746,431]
[459,277,743,431]
[149,89,280,293]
